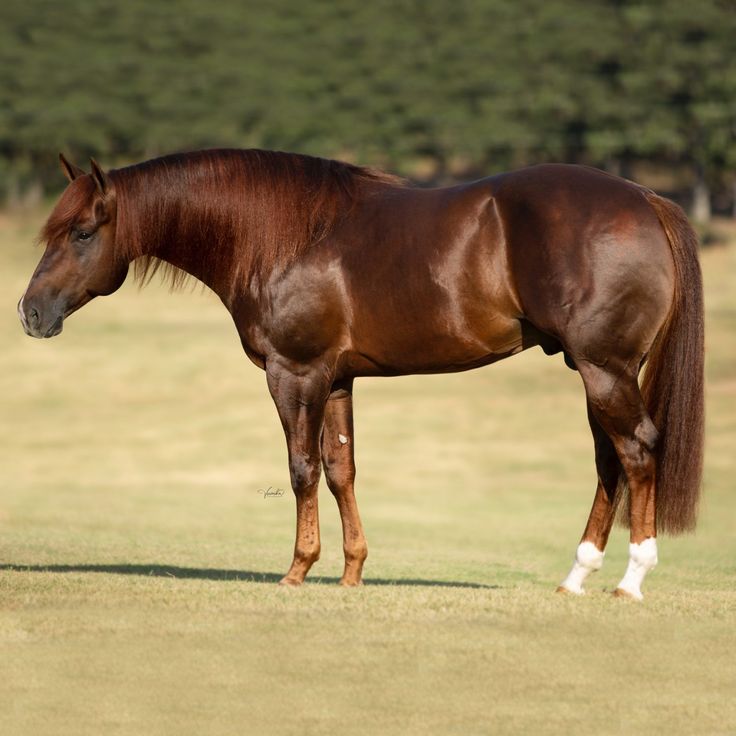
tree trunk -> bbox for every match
[23,179,43,208]
[692,166,711,224]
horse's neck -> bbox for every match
[135,200,240,307]
[156,246,239,308]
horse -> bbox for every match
[18,149,704,599]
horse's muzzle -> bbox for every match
[18,297,64,339]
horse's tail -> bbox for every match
[624,190,705,534]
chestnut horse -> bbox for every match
[18,150,704,599]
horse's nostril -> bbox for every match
[28,307,40,327]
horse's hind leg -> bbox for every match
[577,361,659,600]
[320,379,368,586]
[557,404,620,594]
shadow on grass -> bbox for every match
[0,563,498,589]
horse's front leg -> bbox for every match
[321,379,368,586]
[266,360,331,586]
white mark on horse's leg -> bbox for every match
[615,537,658,601]
[338,433,348,445]
[558,541,604,595]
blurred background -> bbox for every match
[1,0,735,223]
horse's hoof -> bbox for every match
[278,576,303,587]
[555,585,582,595]
[613,587,641,601]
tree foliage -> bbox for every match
[1,0,734,214]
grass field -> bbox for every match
[1,209,735,735]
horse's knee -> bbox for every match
[322,444,355,492]
[289,452,321,492]
[325,462,355,493]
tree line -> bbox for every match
[1,0,734,220]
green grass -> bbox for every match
[1,211,735,735]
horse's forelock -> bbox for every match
[39,175,97,246]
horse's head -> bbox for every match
[18,155,128,338]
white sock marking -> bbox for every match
[559,541,604,595]
[616,537,658,601]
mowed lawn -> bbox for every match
[1,209,734,736]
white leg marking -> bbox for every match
[615,537,658,601]
[559,541,604,595]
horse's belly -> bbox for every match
[346,309,525,376]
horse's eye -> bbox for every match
[77,231,92,241]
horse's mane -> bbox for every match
[40,148,404,296]
[111,149,404,294]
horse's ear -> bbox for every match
[59,153,85,182]
[89,158,110,195]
